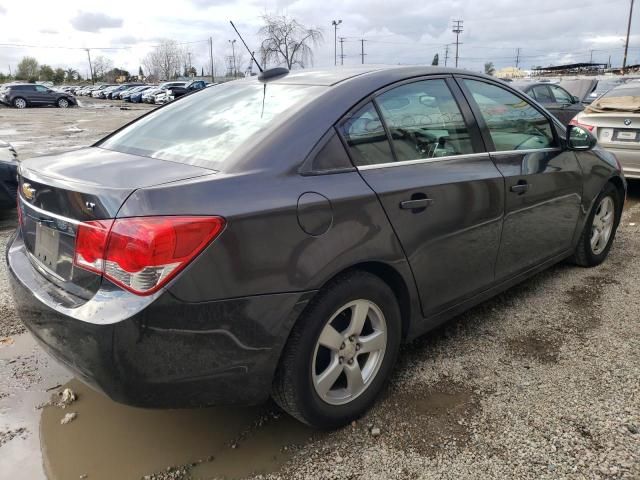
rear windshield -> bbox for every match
[99,81,324,169]
[601,84,640,98]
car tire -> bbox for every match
[57,98,70,108]
[573,182,621,267]
[272,270,401,428]
[12,97,27,109]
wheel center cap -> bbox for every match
[342,342,356,359]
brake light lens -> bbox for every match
[74,216,225,296]
[569,118,594,132]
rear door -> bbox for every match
[34,85,55,105]
[458,77,582,280]
[339,77,504,317]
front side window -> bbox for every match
[531,85,553,103]
[549,85,573,104]
[339,102,393,166]
[35,85,48,92]
[376,79,474,161]
[464,79,555,152]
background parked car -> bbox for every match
[166,80,209,101]
[583,78,628,104]
[513,81,584,124]
[123,86,151,102]
[0,140,18,209]
[129,87,154,103]
[571,82,640,179]
[0,84,77,109]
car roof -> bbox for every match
[268,65,486,86]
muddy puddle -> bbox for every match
[0,333,70,480]
[1,334,316,480]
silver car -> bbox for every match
[571,83,640,179]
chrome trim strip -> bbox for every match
[356,148,563,171]
[18,194,82,226]
[357,152,490,171]
[489,147,561,156]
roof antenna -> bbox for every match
[229,21,289,81]
[229,21,263,74]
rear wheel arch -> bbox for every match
[608,176,626,214]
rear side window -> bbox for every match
[98,82,325,170]
[463,79,555,152]
[375,79,474,161]
[339,102,393,166]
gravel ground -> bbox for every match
[0,101,638,479]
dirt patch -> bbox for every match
[376,381,479,456]
[564,276,620,332]
[506,332,561,364]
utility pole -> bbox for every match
[85,48,94,85]
[209,37,215,83]
[589,50,594,64]
[444,44,450,67]
[188,52,192,76]
[623,0,635,73]
[8,64,11,77]
[229,39,237,77]
[515,48,521,68]
[452,20,464,68]
[339,37,346,65]
[332,20,342,66]
[360,39,366,64]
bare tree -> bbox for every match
[258,14,322,69]
[142,40,187,81]
[92,56,114,81]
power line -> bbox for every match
[452,20,463,67]
[339,37,346,65]
[623,0,635,72]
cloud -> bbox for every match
[0,5,6,15]
[39,28,58,34]
[70,12,123,32]
[111,35,140,45]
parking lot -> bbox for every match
[0,101,639,480]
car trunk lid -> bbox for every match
[18,147,215,299]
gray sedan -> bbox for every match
[8,66,626,428]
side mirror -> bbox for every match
[566,124,597,151]
[572,95,581,104]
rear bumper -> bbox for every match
[7,230,314,407]
[601,145,640,178]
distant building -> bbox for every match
[495,67,526,79]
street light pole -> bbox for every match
[229,39,237,77]
[332,20,342,66]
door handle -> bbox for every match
[400,198,434,211]
[510,182,530,194]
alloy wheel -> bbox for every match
[591,195,615,255]
[312,299,387,405]
[58,98,69,108]
[14,98,26,109]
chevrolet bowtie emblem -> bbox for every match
[22,183,36,201]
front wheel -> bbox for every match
[573,182,621,267]
[272,271,401,428]
[57,98,70,108]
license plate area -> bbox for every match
[34,222,60,270]
[613,129,640,142]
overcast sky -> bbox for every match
[0,0,639,77]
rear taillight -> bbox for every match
[569,118,594,132]
[74,216,225,296]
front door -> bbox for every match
[338,77,504,317]
[459,78,583,280]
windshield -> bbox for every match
[99,81,325,170]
